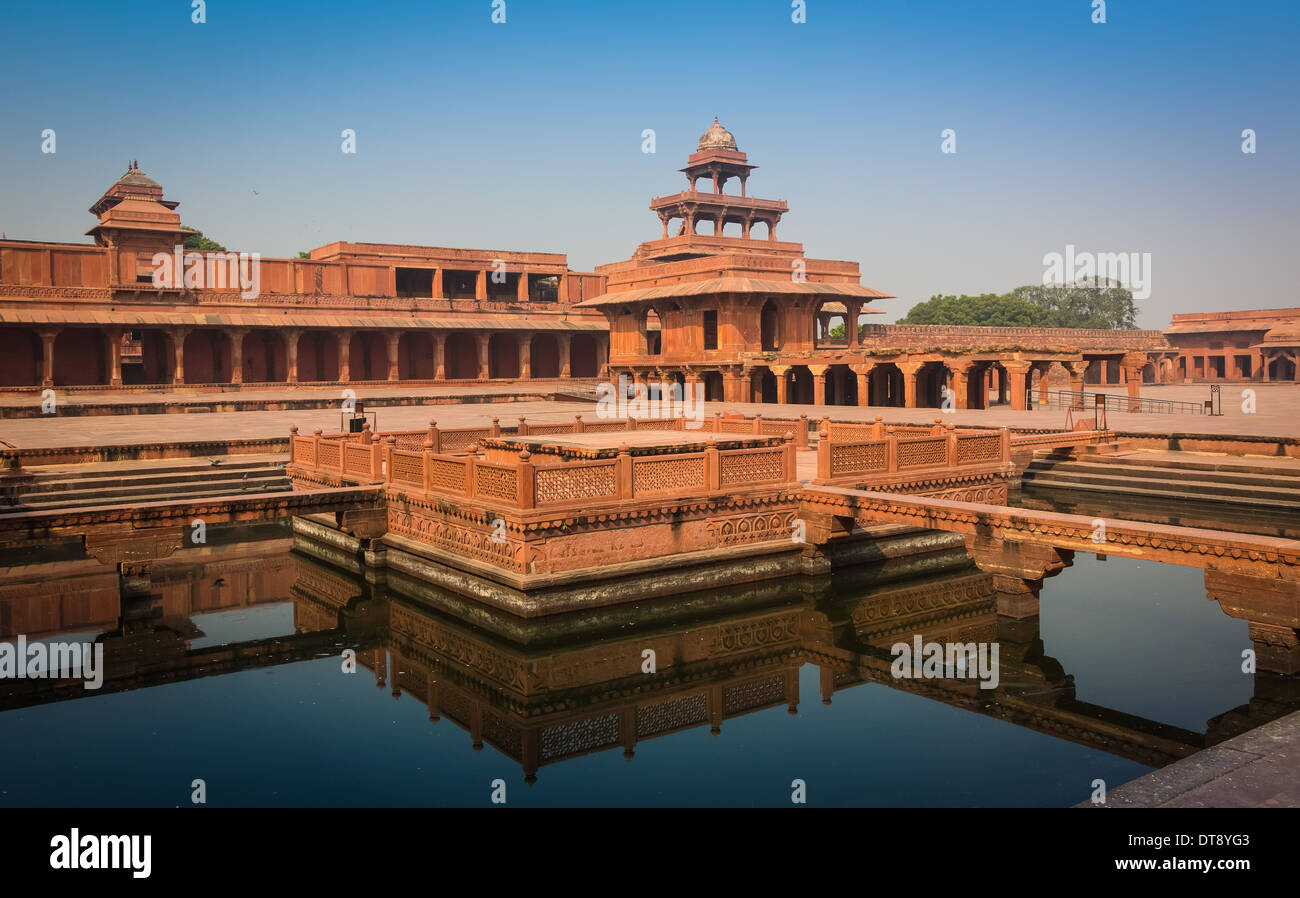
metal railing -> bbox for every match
[1031,389,1207,415]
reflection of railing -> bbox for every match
[289,420,800,507]
[1033,389,1206,415]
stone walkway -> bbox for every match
[2,383,1297,450]
[1088,709,1300,807]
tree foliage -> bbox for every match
[180,226,226,252]
[897,280,1139,329]
[1010,279,1138,329]
[896,293,1054,327]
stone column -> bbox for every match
[227,330,246,387]
[106,328,124,388]
[38,328,59,388]
[337,330,353,384]
[809,364,828,406]
[1063,360,1086,406]
[558,333,572,378]
[432,333,445,380]
[170,327,190,385]
[1121,353,1145,408]
[949,361,972,410]
[1005,361,1032,411]
[431,268,443,299]
[770,365,790,404]
[517,272,529,303]
[846,302,862,347]
[387,331,401,382]
[285,329,301,384]
[853,364,873,406]
[476,333,490,379]
[475,270,487,301]
[519,334,532,379]
[898,361,922,409]
[723,369,748,403]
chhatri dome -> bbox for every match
[697,116,738,152]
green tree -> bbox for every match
[297,251,311,259]
[1010,279,1138,329]
[829,322,846,339]
[180,226,226,252]
[896,293,1055,327]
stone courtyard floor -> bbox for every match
[0,383,1297,450]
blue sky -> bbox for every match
[2,0,1296,327]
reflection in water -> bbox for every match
[1015,484,1300,540]
[0,521,1294,807]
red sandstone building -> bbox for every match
[0,163,607,389]
[2,123,1297,400]
[1159,308,1300,383]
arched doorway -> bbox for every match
[702,371,724,402]
[643,309,662,356]
[916,362,951,408]
[865,364,903,406]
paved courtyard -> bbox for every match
[1,383,1297,450]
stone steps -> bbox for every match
[1,456,291,511]
[1022,456,1300,507]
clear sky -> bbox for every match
[2,0,1296,327]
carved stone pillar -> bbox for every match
[519,334,532,379]
[1004,361,1032,411]
[169,327,191,386]
[770,364,790,405]
[387,331,401,382]
[558,333,572,378]
[476,333,490,379]
[898,361,922,409]
[284,329,301,384]
[106,328,124,388]
[432,333,445,381]
[39,328,59,388]
[337,330,353,384]
[475,270,488,301]
[809,364,828,406]
[228,328,248,385]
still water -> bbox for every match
[0,519,1269,808]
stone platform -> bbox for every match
[1087,709,1300,807]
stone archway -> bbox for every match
[916,362,951,408]
[867,363,904,407]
